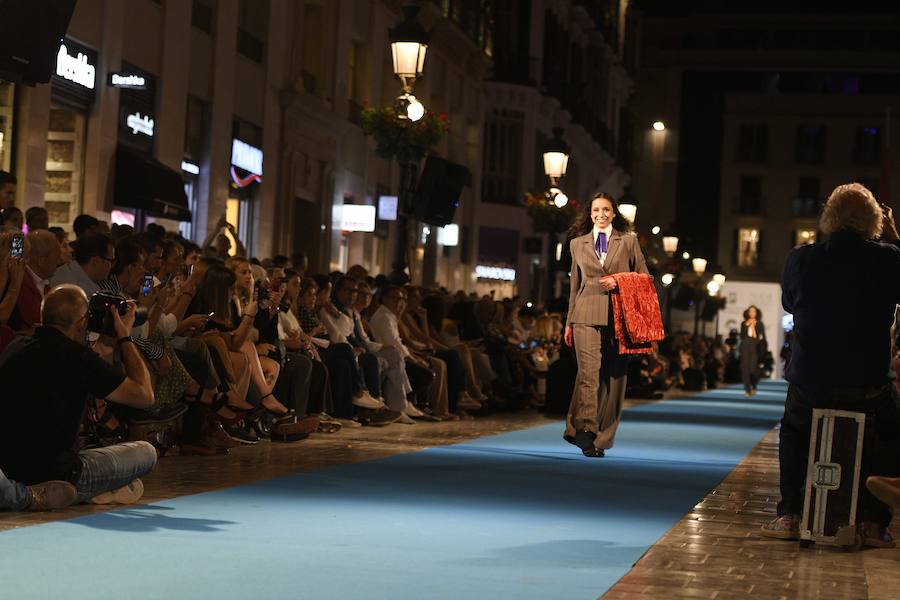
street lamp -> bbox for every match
[661,273,675,286]
[662,234,679,256]
[652,121,666,131]
[618,203,637,224]
[692,257,707,277]
[389,5,430,93]
[386,5,430,284]
[706,280,720,296]
[548,187,568,208]
[713,271,726,287]
[542,128,570,187]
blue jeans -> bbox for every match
[74,441,158,503]
[0,468,31,511]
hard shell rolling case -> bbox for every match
[799,409,866,550]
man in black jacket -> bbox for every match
[761,183,900,547]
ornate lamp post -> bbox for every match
[541,128,571,301]
[387,5,430,283]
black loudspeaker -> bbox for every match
[0,1,77,85]
[413,155,470,226]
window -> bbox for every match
[795,229,817,246]
[737,123,767,162]
[481,109,523,205]
[237,0,267,63]
[237,29,264,63]
[794,125,826,164]
[184,96,208,162]
[793,177,819,217]
[853,126,881,165]
[737,228,760,268]
[192,0,214,34]
[44,103,86,229]
[0,81,14,171]
[738,175,762,214]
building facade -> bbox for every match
[3,0,635,299]
[629,4,900,283]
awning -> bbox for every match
[113,146,192,222]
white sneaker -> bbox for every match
[404,403,425,417]
[88,479,144,505]
[335,418,363,428]
[352,391,384,409]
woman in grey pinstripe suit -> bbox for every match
[562,193,649,457]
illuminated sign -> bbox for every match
[437,224,459,246]
[475,265,516,281]
[109,73,147,89]
[335,205,376,232]
[126,112,154,137]
[378,195,398,221]
[181,160,200,175]
[231,139,263,176]
[56,44,95,90]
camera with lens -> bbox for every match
[87,291,148,336]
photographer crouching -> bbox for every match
[0,284,157,507]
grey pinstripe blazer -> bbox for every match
[565,229,649,327]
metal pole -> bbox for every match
[389,162,417,283]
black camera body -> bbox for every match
[87,291,148,336]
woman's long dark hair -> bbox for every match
[567,192,633,239]
[194,264,237,326]
[743,305,762,320]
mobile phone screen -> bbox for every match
[142,275,153,296]
[10,234,24,258]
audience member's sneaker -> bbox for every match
[403,403,425,418]
[365,409,402,426]
[759,515,800,540]
[26,481,78,511]
[456,393,482,411]
[396,412,417,425]
[352,391,384,410]
[860,521,896,548]
[223,422,259,444]
[88,479,144,505]
[334,417,363,428]
[866,476,900,510]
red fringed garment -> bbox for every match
[609,272,666,355]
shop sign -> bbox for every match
[56,43,96,90]
[109,73,147,89]
[475,265,516,281]
[377,195,398,221]
[335,205,376,232]
[126,112,154,137]
[437,224,459,246]
[231,139,263,176]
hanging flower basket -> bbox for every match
[525,192,580,234]
[360,106,449,165]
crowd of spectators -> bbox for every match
[0,203,575,511]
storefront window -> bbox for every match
[45,103,86,229]
[0,81,13,172]
[737,228,759,268]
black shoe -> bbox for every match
[223,422,259,444]
[574,429,597,451]
[582,448,605,458]
[365,409,403,426]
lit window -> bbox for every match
[738,228,759,267]
[795,229,816,246]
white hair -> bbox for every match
[819,183,883,239]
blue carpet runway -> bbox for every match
[0,382,787,600]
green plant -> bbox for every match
[525,192,580,234]
[360,106,449,165]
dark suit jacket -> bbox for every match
[782,230,900,387]
[566,229,649,327]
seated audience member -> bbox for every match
[0,231,26,350]
[761,183,900,546]
[8,230,61,333]
[48,227,72,265]
[370,285,442,418]
[0,285,157,505]
[72,214,101,238]
[49,231,115,295]
[1,206,23,231]
[25,206,49,231]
